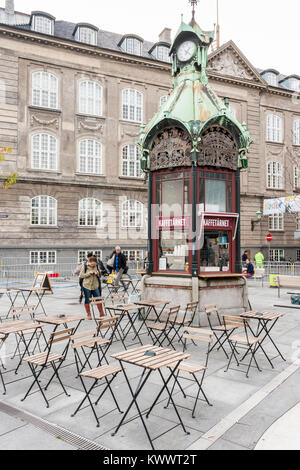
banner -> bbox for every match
[264,196,300,215]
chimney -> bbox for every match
[5,0,14,14]
[159,27,172,44]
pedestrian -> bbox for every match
[242,251,248,263]
[112,246,128,286]
[243,259,255,278]
[106,250,116,274]
[79,255,106,320]
[255,249,264,268]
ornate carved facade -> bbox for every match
[198,126,238,170]
[150,127,192,171]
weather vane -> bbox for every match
[189,0,199,20]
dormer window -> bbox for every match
[150,44,171,63]
[31,12,55,35]
[74,24,98,46]
[263,72,278,87]
[280,76,300,92]
[120,36,143,56]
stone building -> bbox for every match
[0,1,299,267]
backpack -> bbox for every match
[79,260,108,287]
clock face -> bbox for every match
[177,41,196,62]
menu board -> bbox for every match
[32,273,53,293]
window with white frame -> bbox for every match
[121,145,142,178]
[294,119,300,146]
[121,37,142,56]
[289,78,300,92]
[267,162,283,189]
[78,139,102,175]
[269,213,284,231]
[159,95,168,108]
[153,45,171,62]
[79,198,102,227]
[31,196,57,226]
[30,251,56,265]
[269,249,285,262]
[122,200,143,228]
[78,250,102,262]
[32,71,58,109]
[294,166,300,189]
[32,133,57,171]
[123,250,144,262]
[267,114,282,142]
[32,15,54,35]
[263,72,278,87]
[79,81,102,116]
[75,27,97,46]
[122,89,143,123]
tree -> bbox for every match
[0,146,17,189]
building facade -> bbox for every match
[0,3,299,267]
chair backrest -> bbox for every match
[70,329,98,345]
[204,304,222,327]
[97,316,119,340]
[110,294,126,304]
[11,306,36,320]
[167,306,180,323]
[182,327,214,365]
[90,296,104,305]
[184,302,199,325]
[47,328,74,359]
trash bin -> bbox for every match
[269,274,278,287]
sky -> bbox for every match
[6,0,300,76]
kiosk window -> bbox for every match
[200,231,230,273]
[199,171,233,213]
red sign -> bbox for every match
[267,234,273,242]
[157,216,191,230]
[204,217,233,230]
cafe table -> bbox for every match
[0,289,28,321]
[111,345,190,450]
[240,311,286,367]
[104,304,143,347]
[36,314,85,335]
[133,300,170,339]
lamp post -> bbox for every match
[251,209,263,232]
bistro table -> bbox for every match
[240,311,286,368]
[133,300,170,339]
[104,305,143,347]
[111,345,191,450]
[17,287,50,316]
[0,289,28,321]
[36,314,85,335]
[0,321,45,394]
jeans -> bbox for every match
[82,287,101,305]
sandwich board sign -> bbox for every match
[32,273,53,293]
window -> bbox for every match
[269,214,284,231]
[199,170,233,213]
[159,95,168,108]
[79,198,102,227]
[75,27,97,46]
[32,71,58,109]
[263,72,277,87]
[122,89,143,123]
[289,78,300,92]
[122,200,143,228]
[32,15,54,35]
[79,81,102,116]
[295,166,300,189]
[121,37,142,56]
[79,139,102,175]
[269,249,285,262]
[32,133,57,171]
[153,45,171,62]
[78,250,102,262]
[123,250,144,262]
[294,119,300,146]
[31,196,57,226]
[267,162,283,190]
[267,114,282,142]
[121,145,142,178]
[30,251,56,265]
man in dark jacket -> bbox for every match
[113,246,128,286]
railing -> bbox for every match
[260,262,300,276]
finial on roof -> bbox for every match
[189,0,199,24]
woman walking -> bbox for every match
[80,255,105,320]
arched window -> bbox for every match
[32,71,58,109]
[267,162,283,189]
[294,119,300,146]
[79,198,102,227]
[267,114,282,142]
[122,89,143,123]
[263,72,278,87]
[79,81,102,116]
[32,133,57,170]
[121,145,142,178]
[121,37,142,56]
[79,139,102,175]
[32,14,54,35]
[75,27,97,46]
[152,45,171,62]
[122,200,143,228]
[31,196,57,226]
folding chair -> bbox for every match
[222,315,262,378]
[21,328,74,408]
[90,297,105,321]
[70,329,111,376]
[11,306,43,359]
[166,328,213,418]
[204,305,238,359]
[71,337,123,427]
[167,302,199,347]
[110,294,127,305]
[148,306,180,350]
[96,315,126,349]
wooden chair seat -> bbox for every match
[229,334,260,345]
[24,352,63,366]
[177,362,206,374]
[148,322,170,331]
[213,325,237,332]
[72,337,110,349]
[80,364,121,380]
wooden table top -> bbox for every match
[240,311,285,321]
[105,304,139,312]
[36,315,85,325]
[0,321,43,335]
[112,345,190,371]
[135,300,170,307]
